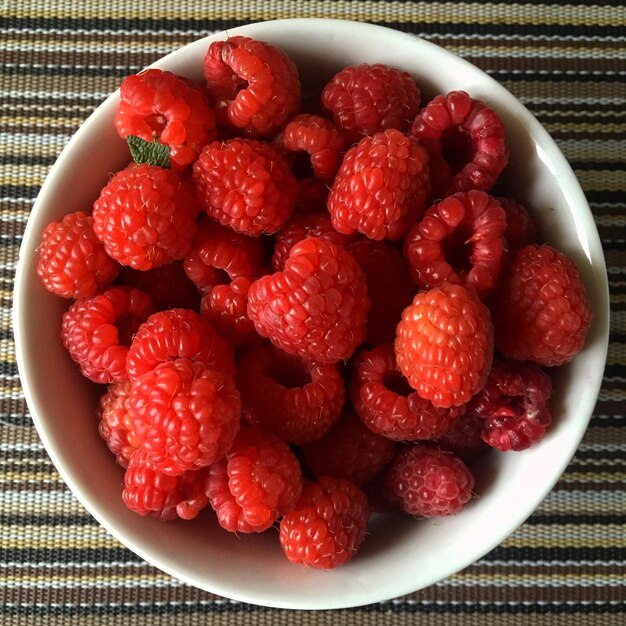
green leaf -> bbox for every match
[127,135,171,168]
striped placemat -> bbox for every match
[2,1,625,623]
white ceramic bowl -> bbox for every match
[14,19,609,610]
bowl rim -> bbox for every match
[13,18,610,610]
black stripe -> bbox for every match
[572,162,626,172]
[526,514,626,525]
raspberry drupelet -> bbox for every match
[351,344,464,441]
[436,411,489,462]
[125,358,241,476]
[61,286,156,384]
[410,90,508,196]
[97,380,135,468]
[384,444,475,517]
[203,36,301,137]
[92,163,200,271]
[395,282,494,408]
[37,211,119,299]
[123,448,209,521]
[497,197,540,252]
[321,63,421,143]
[490,244,592,366]
[328,129,431,241]
[302,408,397,486]
[247,237,370,363]
[237,344,345,445]
[278,113,347,181]
[469,357,553,452]
[279,476,371,569]
[192,138,299,236]
[114,68,218,170]
[404,190,507,299]
[126,308,236,380]
[204,426,303,533]
[347,239,416,345]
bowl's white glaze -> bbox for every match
[13,19,609,610]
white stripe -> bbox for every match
[476,559,626,568]
[0,579,186,590]
[0,90,109,100]
[436,576,626,588]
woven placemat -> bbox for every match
[2,1,625,623]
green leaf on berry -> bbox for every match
[127,135,171,169]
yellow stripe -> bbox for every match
[13,2,626,26]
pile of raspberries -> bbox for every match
[36,36,593,570]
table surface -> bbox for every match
[2,1,625,624]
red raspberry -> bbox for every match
[410,90,508,194]
[203,36,301,137]
[183,220,265,294]
[204,426,302,533]
[92,163,200,271]
[123,448,209,521]
[278,114,346,181]
[114,68,217,170]
[295,177,329,215]
[126,358,240,475]
[347,239,416,345]
[271,212,354,272]
[497,197,540,252]
[192,138,299,236]
[469,358,553,452]
[404,191,507,299]
[61,286,156,384]
[490,244,592,366]
[327,129,430,241]
[117,261,200,311]
[321,63,421,143]
[237,344,345,445]
[350,344,464,441]
[97,380,135,468]
[302,409,396,486]
[247,237,370,363]
[36,211,119,299]
[126,308,235,380]
[436,411,489,462]
[279,476,370,569]
[385,444,475,517]
[395,283,494,408]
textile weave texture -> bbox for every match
[1,0,625,623]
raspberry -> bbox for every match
[327,129,430,241]
[237,344,345,445]
[321,63,421,143]
[117,261,200,311]
[203,36,301,137]
[497,197,540,252]
[126,308,235,380]
[247,237,370,363]
[490,244,592,366]
[61,286,156,384]
[436,411,489,462]
[410,90,508,194]
[204,426,302,533]
[279,476,370,569]
[395,283,494,408]
[114,68,217,170]
[123,448,209,521]
[97,380,135,468]
[350,344,464,441]
[404,190,507,299]
[347,239,416,345]
[384,444,474,517]
[92,163,200,271]
[295,177,328,214]
[126,358,240,475]
[302,409,396,486]
[469,357,553,451]
[183,220,265,294]
[278,114,346,181]
[271,212,354,272]
[37,211,119,299]
[192,138,299,236]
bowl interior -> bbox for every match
[13,19,609,610]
